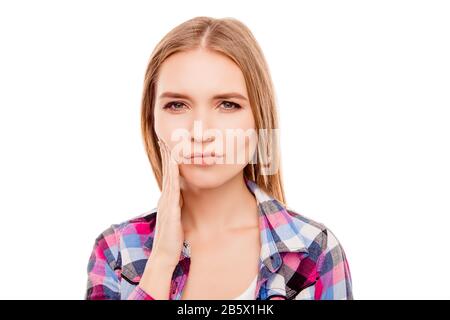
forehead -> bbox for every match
[156,49,248,100]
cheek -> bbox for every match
[153,109,166,140]
[236,132,258,165]
[217,109,255,130]
[223,111,257,161]
[154,112,189,146]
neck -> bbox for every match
[180,172,258,238]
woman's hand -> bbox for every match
[152,138,185,267]
[138,138,185,299]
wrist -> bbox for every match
[149,250,179,270]
[138,253,177,299]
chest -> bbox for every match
[180,229,261,300]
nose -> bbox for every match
[191,131,215,143]
[189,119,216,143]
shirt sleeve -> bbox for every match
[314,228,353,300]
[127,286,155,300]
[85,225,155,300]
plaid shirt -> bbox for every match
[85,177,353,300]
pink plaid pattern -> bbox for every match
[85,176,353,300]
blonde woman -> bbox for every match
[85,16,353,300]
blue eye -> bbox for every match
[162,100,242,113]
[162,101,186,112]
[220,101,242,111]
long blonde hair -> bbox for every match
[140,16,286,205]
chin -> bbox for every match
[179,164,241,190]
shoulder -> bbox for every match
[284,206,348,263]
[283,207,353,299]
[95,207,157,238]
[111,207,158,237]
[90,208,158,263]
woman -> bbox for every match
[85,16,353,300]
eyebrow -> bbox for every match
[158,91,249,102]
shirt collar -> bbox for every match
[143,176,309,274]
[243,176,308,273]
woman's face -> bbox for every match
[154,48,257,190]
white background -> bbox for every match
[0,0,449,299]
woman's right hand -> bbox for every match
[152,138,185,268]
[138,137,185,299]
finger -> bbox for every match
[157,139,165,187]
[162,139,175,196]
[167,142,180,193]
[161,139,179,202]
[160,138,169,176]
[158,139,168,193]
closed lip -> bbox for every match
[184,151,224,159]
